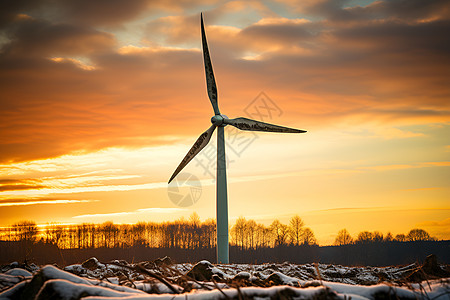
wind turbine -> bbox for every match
[168,13,306,264]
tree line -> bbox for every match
[0,213,215,249]
[0,214,437,250]
[334,228,436,245]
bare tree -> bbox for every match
[132,222,147,246]
[356,231,373,243]
[334,229,353,246]
[45,223,65,247]
[231,216,247,249]
[270,219,289,246]
[202,218,216,248]
[288,215,304,246]
[372,231,384,243]
[100,222,118,248]
[188,212,201,249]
[189,212,201,227]
[12,220,38,242]
[406,228,431,241]
[301,227,317,245]
[384,232,393,242]
[146,222,158,247]
[394,233,406,242]
[246,219,257,249]
[255,223,269,248]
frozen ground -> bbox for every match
[0,256,449,299]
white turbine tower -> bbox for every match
[168,13,306,264]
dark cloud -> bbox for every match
[240,20,315,46]
[0,184,46,191]
[0,0,218,28]
[369,108,450,117]
[0,179,44,191]
[299,0,350,21]
[145,14,199,46]
[358,0,450,22]
[0,0,40,28]
[0,0,148,29]
[331,19,450,55]
[1,16,116,58]
[0,43,209,162]
[0,179,23,184]
[55,0,151,26]
[0,0,449,163]
[145,13,320,58]
[60,0,218,26]
[0,197,92,205]
[294,0,450,23]
[0,198,42,204]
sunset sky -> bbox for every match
[0,0,449,245]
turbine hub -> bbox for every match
[211,114,228,127]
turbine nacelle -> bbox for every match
[211,114,228,127]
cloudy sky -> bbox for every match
[0,0,449,245]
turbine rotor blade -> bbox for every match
[201,13,220,115]
[168,125,216,184]
[224,117,306,133]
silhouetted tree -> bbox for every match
[356,231,373,243]
[45,223,65,247]
[132,222,147,246]
[202,218,216,248]
[231,216,247,249]
[257,223,271,248]
[384,232,393,242]
[188,212,201,249]
[100,222,119,248]
[288,215,304,246]
[406,228,431,241]
[189,212,200,226]
[301,227,317,245]
[146,222,158,248]
[246,219,257,249]
[271,220,289,246]
[13,220,38,242]
[373,231,384,243]
[394,233,406,242]
[334,229,353,246]
[5,217,441,259]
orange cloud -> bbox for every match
[72,207,186,219]
[359,161,450,172]
[0,0,449,164]
[422,161,450,167]
[0,184,45,191]
[2,17,116,58]
[0,199,98,207]
[416,218,450,240]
